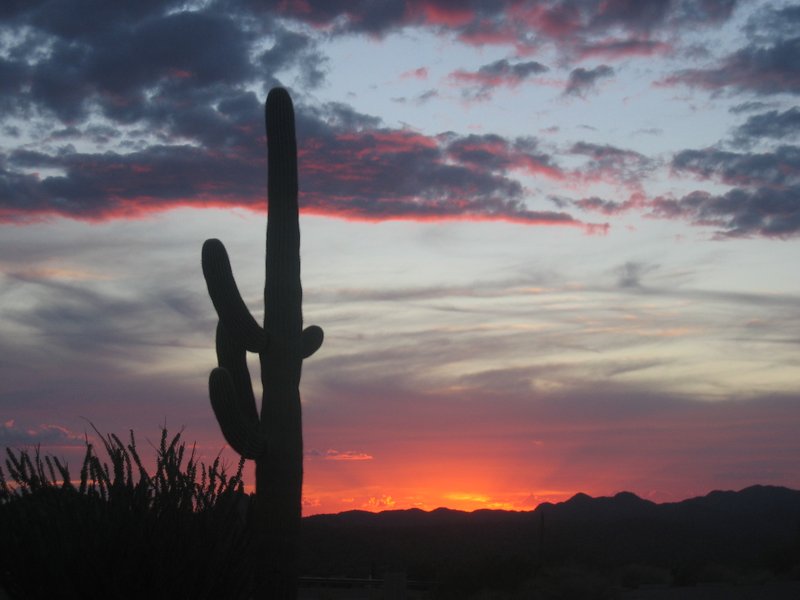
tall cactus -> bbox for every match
[201,87,323,599]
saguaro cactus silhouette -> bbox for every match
[201,87,323,599]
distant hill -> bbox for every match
[299,486,800,595]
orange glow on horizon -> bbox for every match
[228,443,581,516]
[295,484,577,516]
[294,445,583,515]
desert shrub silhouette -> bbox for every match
[0,428,252,599]
[201,87,322,599]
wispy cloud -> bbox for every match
[449,59,549,100]
[0,420,84,447]
[307,448,374,461]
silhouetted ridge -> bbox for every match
[565,491,593,505]
[300,486,800,592]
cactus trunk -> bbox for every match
[202,87,323,599]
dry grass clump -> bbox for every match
[0,427,255,600]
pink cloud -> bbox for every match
[0,420,84,447]
[400,66,429,80]
[307,448,374,461]
[578,38,671,60]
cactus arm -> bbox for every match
[301,325,324,358]
[208,368,266,460]
[202,238,269,353]
[215,321,259,423]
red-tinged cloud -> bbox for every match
[268,0,735,58]
[2,146,264,223]
[414,2,475,27]
[578,38,671,60]
[1,107,597,229]
[295,121,584,225]
[513,2,582,37]
[276,0,738,34]
[400,66,429,80]
[446,134,563,179]
[296,126,589,226]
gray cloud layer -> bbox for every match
[1,1,798,238]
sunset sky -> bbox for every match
[1,0,799,515]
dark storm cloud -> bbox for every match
[564,65,614,97]
[661,145,800,237]
[472,58,549,81]
[664,37,800,96]
[256,25,329,89]
[261,0,409,35]
[586,0,672,32]
[672,146,800,188]
[0,57,28,107]
[743,3,800,45]
[24,11,256,124]
[268,0,736,52]
[24,0,170,38]
[0,104,589,227]
[0,162,49,218]
[661,2,799,96]
[0,0,742,130]
[650,186,800,238]
[0,0,322,127]
[733,108,800,146]
[3,144,264,221]
[576,142,800,237]
[577,0,735,36]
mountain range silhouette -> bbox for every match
[299,485,800,593]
